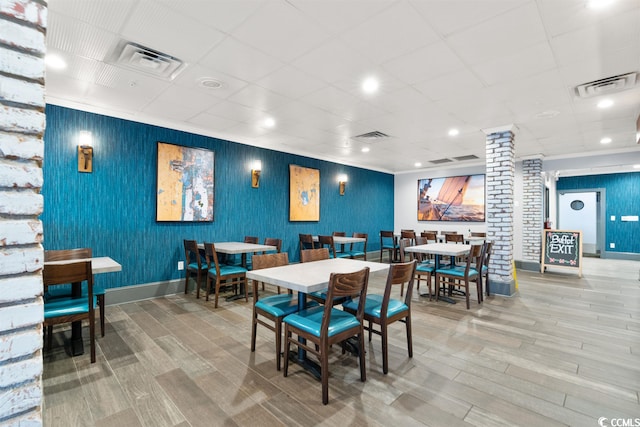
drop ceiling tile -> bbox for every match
[413,68,486,102]
[292,38,374,84]
[339,1,440,63]
[187,112,240,131]
[472,42,557,86]
[206,100,263,123]
[156,0,267,33]
[227,84,291,112]
[47,12,120,61]
[366,86,435,114]
[557,46,640,90]
[446,2,547,65]
[172,63,248,100]
[48,0,136,33]
[230,1,330,62]
[382,41,466,84]
[301,86,362,118]
[288,0,395,35]
[256,66,327,100]
[199,37,284,83]
[121,1,225,63]
[409,0,528,37]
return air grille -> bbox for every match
[575,72,637,98]
[352,131,390,140]
[429,158,453,164]
[113,41,186,80]
[453,154,479,161]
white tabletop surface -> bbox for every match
[44,256,122,274]
[404,243,471,257]
[312,236,366,244]
[198,242,276,254]
[246,258,388,293]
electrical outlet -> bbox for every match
[609,243,615,249]
[178,261,184,270]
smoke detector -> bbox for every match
[574,72,637,98]
[113,41,186,80]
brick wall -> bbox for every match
[522,159,543,262]
[0,0,47,425]
[485,129,515,294]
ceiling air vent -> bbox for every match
[453,154,479,161]
[429,158,453,164]
[575,72,637,98]
[352,131,390,140]
[114,41,186,80]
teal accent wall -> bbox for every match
[42,105,394,290]
[557,172,640,254]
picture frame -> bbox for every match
[417,174,485,222]
[156,141,214,222]
[289,164,320,221]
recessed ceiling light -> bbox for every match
[45,54,67,70]
[600,137,612,144]
[448,128,459,137]
[198,77,223,89]
[362,77,379,94]
[263,117,276,128]
[361,147,370,153]
[597,99,614,108]
[587,0,614,9]
[414,162,422,167]
[633,164,640,169]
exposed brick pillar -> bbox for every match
[522,158,543,265]
[0,0,47,424]
[484,125,516,296]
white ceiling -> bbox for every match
[45,0,640,173]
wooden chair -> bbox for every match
[298,234,316,260]
[300,248,346,306]
[183,240,208,299]
[347,232,368,260]
[332,231,347,256]
[317,235,350,259]
[413,236,434,299]
[471,232,486,238]
[343,260,416,374]
[43,260,96,363]
[262,237,283,292]
[420,231,438,243]
[445,233,464,244]
[379,230,398,262]
[250,252,301,371]
[481,241,493,297]
[435,243,483,309]
[283,267,370,404]
[400,230,416,246]
[203,242,248,308]
[44,248,106,337]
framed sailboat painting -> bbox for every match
[417,174,485,222]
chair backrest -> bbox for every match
[380,230,394,240]
[43,260,94,299]
[252,252,289,270]
[463,244,484,276]
[383,260,417,314]
[420,231,437,242]
[244,236,259,244]
[183,240,203,268]
[300,248,330,263]
[263,237,282,253]
[445,233,464,244]
[442,230,458,235]
[203,242,222,274]
[332,231,346,237]
[471,232,486,237]
[398,238,412,262]
[299,233,316,251]
[483,241,493,268]
[317,235,338,257]
[44,248,92,262]
[351,232,368,251]
[321,267,370,333]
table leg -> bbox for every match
[226,253,248,301]
[287,292,321,379]
[434,255,457,304]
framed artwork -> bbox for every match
[417,174,485,222]
[156,142,214,222]
[289,164,320,221]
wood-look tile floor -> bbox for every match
[43,257,640,427]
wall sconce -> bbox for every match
[251,160,262,188]
[78,131,93,173]
[338,174,348,196]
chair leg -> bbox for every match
[381,323,389,374]
[244,278,248,303]
[275,320,282,371]
[251,307,258,352]
[204,276,211,301]
[89,313,96,363]
[465,280,470,309]
[46,325,53,350]
[321,342,330,405]
[406,314,413,358]
[368,320,373,342]
[359,330,366,382]
[98,294,105,337]
[184,274,189,294]
[283,326,291,376]
[214,278,221,308]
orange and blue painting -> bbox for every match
[289,165,319,221]
[418,174,485,222]
[157,142,214,222]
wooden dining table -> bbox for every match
[246,258,388,377]
[43,256,122,356]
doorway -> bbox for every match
[557,190,604,257]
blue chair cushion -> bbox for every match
[436,266,479,277]
[309,290,348,303]
[481,265,488,274]
[284,306,360,337]
[416,263,434,273]
[343,294,408,319]
[188,261,209,271]
[44,295,97,319]
[210,265,247,276]
[334,252,351,259]
[256,294,299,317]
[346,250,365,257]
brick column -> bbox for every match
[484,125,516,296]
[522,158,543,266]
[0,1,47,424]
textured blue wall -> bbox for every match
[42,105,394,289]
[557,172,640,254]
